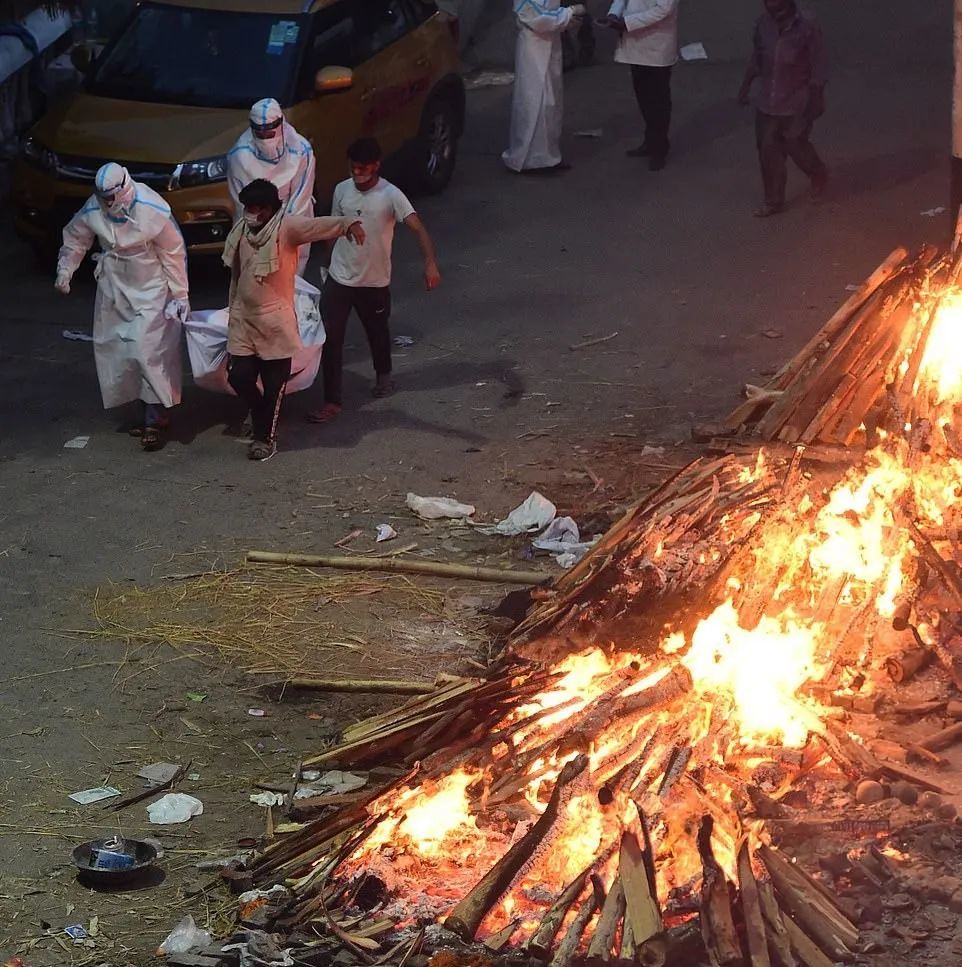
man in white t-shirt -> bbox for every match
[306,138,441,424]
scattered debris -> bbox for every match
[921,206,947,217]
[639,445,666,458]
[574,128,603,139]
[157,915,212,956]
[186,692,207,703]
[63,436,90,449]
[147,793,204,825]
[138,762,183,788]
[680,41,708,60]
[64,924,88,941]
[248,708,270,717]
[568,331,619,352]
[68,785,121,805]
[375,523,398,543]
[62,329,94,342]
[760,328,783,339]
[393,335,416,347]
[250,792,286,807]
[406,493,476,520]
[486,491,556,536]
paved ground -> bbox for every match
[0,0,954,961]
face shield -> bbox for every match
[249,98,287,163]
[94,163,136,218]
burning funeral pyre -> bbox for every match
[217,245,962,966]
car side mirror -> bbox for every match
[70,44,94,74]
[315,66,353,94]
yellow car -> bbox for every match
[14,0,464,256]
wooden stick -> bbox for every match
[104,760,192,813]
[738,842,772,967]
[247,550,551,586]
[273,677,439,695]
[620,831,662,947]
[526,866,591,959]
[569,331,619,352]
[549,891,599,967]
[756,879,798,967]
[698,816,742,967]
[444,754,589,941]
[918,719,962,752]
[586,875,626,963]
[884,647,932,683]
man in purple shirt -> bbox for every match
[738,0,828,217]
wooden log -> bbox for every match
[893,699,946,717]
[764,247,908,392]
[758,847,857,961]
[948,699,962,718]
[586,876,626,964]
[884,647,933,683]
[918,719,962,752]
[549,891,600,967]
[620,831,662,947]
[246,550,551,586]
[526,866,591,959]
[698,817,742,967]
[444,754,589,941]
[738,842,772,967]
[641,922,704,967]
[781,913,837,967]
[756,879,798,967]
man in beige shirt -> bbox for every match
[223,179,364,460]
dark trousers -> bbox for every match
[321,277,392,406]
[630,65,672,159]
[755,110,827,208]
[142,402,167,427]
[227,355,292,443]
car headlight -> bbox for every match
[171,156,228,189]
[21,137,59,173]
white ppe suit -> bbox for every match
[502,0,575,172]
[57,164,190,410]
[227,98,316,271]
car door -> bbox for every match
[287,1,363,205]
[350,0,423,156]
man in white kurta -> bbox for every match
[227,98,316,272]
[55,162,190,451]
[607,0,680,170]
[502,0,585,173]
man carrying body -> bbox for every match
[606,0,680,172]
[738,0,828,217]
[306,138,440,425]
[224,179,364,460]
[227,98,316,271]
[502,0,586,173]
[55,162,189,452]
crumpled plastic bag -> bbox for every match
[148,792,204,825]
[487,491,556,536]
[157,915,212,955]
[250,792,285,807]
[531,517,599,569]
[406,493,476,520]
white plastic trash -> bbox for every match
[147,793,204,825]
[184,277,324,395]
[157,915,212,955]
[406,493,476,520]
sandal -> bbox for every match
[753,204,784,219]
[141,428,163,452]
[249,440,277,462]
[306,404,342,424]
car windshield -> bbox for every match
[88,3,306,108]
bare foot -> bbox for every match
[372,377,396,399]
[306,403,342,424]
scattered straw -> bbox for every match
[82,566,486,682]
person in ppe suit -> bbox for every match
[502,0,586,174]
[55,163,190,452]
[223,178,365,462]
[227,98,316,274]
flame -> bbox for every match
[681,601,823,747]
[920,291,962,401]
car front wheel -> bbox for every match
[410,95,459,194]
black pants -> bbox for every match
[321,277,392,406]
[755,110,827,209]
[630,65,672,159]
[227,355,292,443]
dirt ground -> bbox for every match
[0,0,957,962]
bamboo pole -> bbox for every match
[268,677,440,695]
[246,550,551,586]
